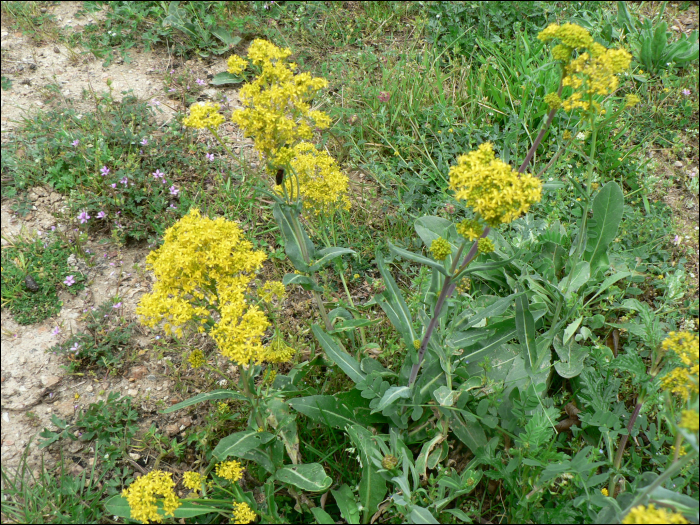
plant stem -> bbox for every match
[408,228,490,387]
[609,399,643,492]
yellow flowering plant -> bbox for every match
[105,208,334,522]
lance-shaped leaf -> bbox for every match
[332,484,361,524]
[584,182,623,271]
[275,463,332,492]
[213,430,275,460]
[515,294,538,372]
[161,390,247,413]
[450,413,487,454]
[211,72,244,85]
[346,425,387,522]
[371,386,411,414]
[283,273,322,292]
[288,395,358,429]
[272,202,315,272]
[375,251,416,349]
[414,216,454,246]
[451,292,524,331]
[308,247,356,273]
[388,242,448,276]
[559,261,590,298]
[312,325,365,384]
[105,495,221,521]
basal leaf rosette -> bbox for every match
[137,209,269,364]
[449,143,541,227]
[276,142,351,215]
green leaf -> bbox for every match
[553,335,587,379]
[559,261,590,297]
[515,294,538,372]
[450,413,487,454]
[346,425,387,522]
[288,395,358,429]
[371,386,411,414]
[308,247,356,273]
[332,484,361,524]
[388,242,448,276]
[213,430,275,460]
[275,463,332,492]
[414,216,454,246]
[563,317,583,344]
[211,72,244,85]
[375,251,416,349]
[329,318,378,333]
[283,273,322,292]
[310,507,336,524]
[433,386,456,407]
[161,390,247,413]
[210,27,240,46]
[584,182,623,271]
[409,506,440,524]
[312,325,365,384]
[452,292,523,331]
[272,203,315,272]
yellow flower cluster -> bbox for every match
[216,460,244,483]
[661,331,699,398]
[122,470,181,524]
[456,219,483,241]
[622,504,688,524]
[230,39,330,158]
[679,409,699,433]
[539,23,632,115]
[600,487,609,496]
[430,237,452,261]
[261,280,286,303]
[188,349,206,368]
[227,55,248,75]
[449,143,542,226]
[182,471,205,492]
[278,142,350,214]
[182,102,226,130]
[232,502,257,524]
[265,336,296,363]
[136,209,270,365]
[478,238,495,254]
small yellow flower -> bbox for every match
[622,504,688,524]
[679,409,699,433]
[215,460,244,483]
[477,238,495,254]
[265,336,296,363]
[182,471,205,492]
[188,350,206,368]
[448,128,454,132]
[625,94,641,108]
[182,102,225,130]
[353,273,359,279]
[456,219,484,241]
[601,487,609,496]
[260,280,286,303]
[430,237,452,261]
[660,332,699,398]
[122,470,181,524]
[232,502,256,524]
[227,55,248,75]
[413,339,421,350]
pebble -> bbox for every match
[674,161,684,167]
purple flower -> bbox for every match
[72,139,80,147]
[64,275,76,286]
[378,91,390,103]
[153,169,164,179]
[682,89,691,96]
[168,88,177,92]
[101,166,110,176]
[673,234,681,245]
[78,210,90,223]
[111,183,117,188]
[196,78,206,86]
[169,203,177,209]
[150,99,160,106]
[169,185,179,196]
[113,302,122,309]
[71,342,80,354]
[140,138,148,146]
[120,177,128,185]
[51,326,60,336]
[97,211,106,219]
[170,69,175,74]
[206,153,215,162]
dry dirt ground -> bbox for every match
[0,1,250,478]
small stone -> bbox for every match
[41,375,60,388]
[86,385,93,393]
[129,366,148,380]
[127,388,138,397]
[56,401,74,418]
[674,160,683,167]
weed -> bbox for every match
[1,232,86,325]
